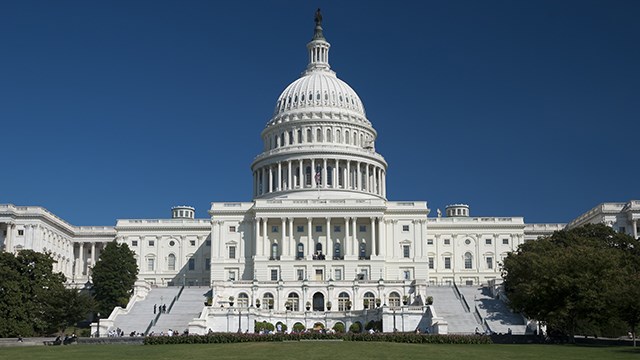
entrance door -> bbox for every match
[312,292,325,311]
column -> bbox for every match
[382,170,386,197]
[365,163,369,192]
[289,217,295,257]
[371,217,377,257]
[379,219,386,257]
[346,161,351,189]
[299,159,304,188]
[263,218,269,257]
[5,223,14,253]
[287,161,292,190]
[344,217,350,257]
[268,167,273,192]
[352,217,358,256]
[307,218,313,259]
[91,242,96,268]
[323,158,327,188]
[633,219,638,239]
[412,220,419,260]
[77,242,84,277]
[254,219,260,256]
[334,159,339,188]
[356,162,361,190]
[326,217,331,258]
[311,159,316,187]
[277,162,282,191]
[260,168,265,195]
[374,167,379,195]
[280,218,286,258]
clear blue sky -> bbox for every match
[1,1,638,225]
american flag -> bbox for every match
[315,171,321,184]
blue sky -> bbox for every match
[1,0,638,225]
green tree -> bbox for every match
[91,241,138,316]
[502,224,639,340]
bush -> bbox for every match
[254,321,275,333]
[292,322,305,332]
[349,322,362,333]
[332,322,345,333]
[275,321,288,332]
[426,296,433,305]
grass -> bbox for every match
[1,342,640,360]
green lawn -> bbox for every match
[1,342,639,360]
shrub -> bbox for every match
[292,322,305,332]
[349,322,362,333]
[275,321,287,332]
[332,322,345,333]
[426,296,433,305]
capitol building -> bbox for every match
[1,11,638,335]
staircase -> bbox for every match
[457,286,527,335]
[427,286,481,334]
[112,287,181,336]
[150,287,209,334]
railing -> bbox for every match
[167,285,184,313]
[453,283,470,313]
[145,311,161,335]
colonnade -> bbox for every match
[253,158,386,198]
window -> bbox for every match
[17,230,24,236]
[403,270,411,280]
[296,243,304,259]
[263,293,274,309]
[228,270,236,281]
[169,240,175,247]
[402,225,409,232]
[486,256,493,269]
[206,240,211,246]
[270,269,278,281]
[465,239,471,245]
[334,225,341,232]
[444,239,450,245]
[338,292,350,311]
[297,225,304,233]
[190,240,196,246]
[131,240,138,247]
[205,258,211,270]
[388,292,401,307]
[403,245,410,258]
[334,268,342,281]
[359,225,367,232]
[149,240,155,247]
[485,238,492,245]
[428,257,434,269]
[168,254,176,271]
[297,269,305,280]
[464,252,473,269]
[363,292,375,308]
[188,258,195,271]
[359,243,367,259]
[229,246,236,259]
[427,239,433,245]
[315,225,322,232]
[287,293,299,311]
[619,227,626,234]
[229,226,236,232]
[502,238,509,245]
[334,242,342,259]
[271,243,279,260]
[238,293,249,308]
[315,269,323,281]
[444,257,451,269]
[147,258,155,271]
[272,225,279,233]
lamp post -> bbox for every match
[96,312,100,338]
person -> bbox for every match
[154,304,157,314]
[507,328,512,335]
[475,327,480,335]
[17,335,23,342]
[163,304,167,313]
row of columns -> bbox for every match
[253,159,386,198]
[73,242,105,281]
[252,217,384,260]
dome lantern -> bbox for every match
[305,8,331,74]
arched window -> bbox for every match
[389,292,401,308]
[338,292,350,311]
[363,292,375,308]
[298,129,302,143]
[289,131,293,145]
[167,253,176,271]
[353,132,357,146]
[334,242,342,260]
[287,292,300,311]
[263,293,274,309]
[307,128,312,142]
[316,128,322,142]
[336,129,341,143]
[281,133,285,147]
[297,243,304,259]
[464,252,473,269]
[326,129,332,142]
[271,243,279,260]
[315,242,323,254]
[345,130,350,144]
[238,293,249,308]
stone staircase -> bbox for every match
[427,286,481,334]
[112,287,181,335]
[457,286,527,335]
[150,287,209,334]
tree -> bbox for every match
[0,250,92,337]
[91,240,138,316]
[502,224,639,340]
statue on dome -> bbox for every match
[314,8,322,26]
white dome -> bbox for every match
[272,71,366,118]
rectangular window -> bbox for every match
[297,269,305,281]
[502,238,509,245]
[149,240,155,247]
[427,239,433,245]
[205,258,211,270]
[147,258,155,271]
[619,227,626,234]
[315,269,323,281]
[229,226,236,232]
[359,225,367,232]
[190,240,196,246]
[428,257,434,269]
[402,225,410,232]
[228,270,236,281]
[444,239,450,245]
[485,238,492,245]
[188,258,195,271]
[205,240,211,246]
[17,229,24,236]
[315,225,322,232]
[334,225,341,232]
[270,269,278,281]
[334,268,342,281]
[403,245,410,258]
[131,240,138,247]
[297,225,304,233]
[444,257,451,269]
[486,256,493,269]
[272,225,279,233]
[229,246,236,259]
[403,270,411,280]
